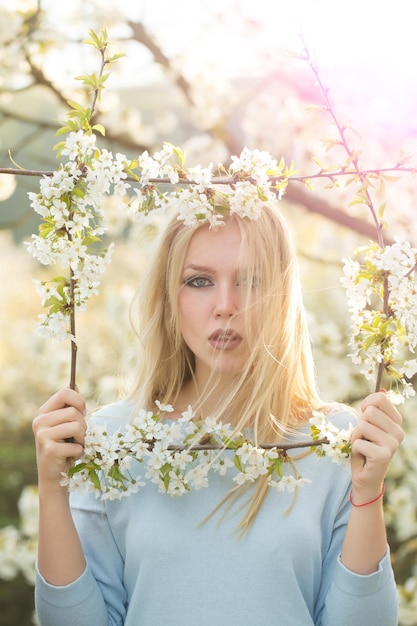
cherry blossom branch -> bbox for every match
[64,408,351,498]
[66,37,109,391]
[2,165,416,182]
[69,267,77,391]
[299,43,404,394]
[301,44,385,245]
[166,437,328,452]
[26,29,126,391]
[374,275,390,393]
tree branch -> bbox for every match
[128,20,195,106]
[0,165,403,245]
[25,55,69,109]
[167,437,329,452]
[285,183,395,245]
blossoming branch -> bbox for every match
[62,404,353,500]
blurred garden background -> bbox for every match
[0,0,416,624]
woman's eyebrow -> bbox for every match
[182,264,215,273]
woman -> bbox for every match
[33,204,404,625]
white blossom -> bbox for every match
[310,410,353,465]
[187,163,214,191]
[268,476,312,492]
[185,463,210,490]
[341,241,417,401]
[61,405,351,500]
[61,130,97,160]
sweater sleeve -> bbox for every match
[35,563,109,626]
[35,492,127,626]
[319,549,398,626]
[34,403,135,626]
[310,406,399,626]
[315,491,398,626]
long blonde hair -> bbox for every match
[128,204,322,529]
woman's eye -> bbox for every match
[184,276,213,288]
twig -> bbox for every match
[167,437,329,452]
[1,165,416,182]
[301,43,391,392]
[375,274,390,392]
[69,267,77,391]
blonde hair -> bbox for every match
[128,204,322,530]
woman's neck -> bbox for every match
[171,375,238,422]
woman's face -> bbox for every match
[178,219,257,389]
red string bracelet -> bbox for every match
[350,483,386,507]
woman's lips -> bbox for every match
[209,329,242,350]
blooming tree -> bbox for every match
[0,19,416,625]
[0,28,408,492]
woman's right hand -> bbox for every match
[32,388,87,490]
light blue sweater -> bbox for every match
[35,403,399,626]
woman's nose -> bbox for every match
[213,285,237,318]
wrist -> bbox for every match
[38,481,69,502]
[350,483,385,507]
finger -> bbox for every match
[351,432,400,460]
[35,426,86,464]
[42,420,87,446]
[35,419,86,468]
[38,388,86,416]
[361,392,402,425]
[350,420,403,468]
[33,405,87,438]
[35,434,84,482]
[353,413,404,444]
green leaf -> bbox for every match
[108,464,126,487]
[166,143,185,166]
[51,276,69,284]
[83,29,107,49]
[92,124,106,136]
[362,334,378,350]
[72,187,85,199]
[348,197,366,207]
[67,99,87,112]
[310,425,321,440]
[74,74,97,86]
[88,469,102,491]
[82,235,102,245]
[378,202,386,219]
[53,140,66,154]
[381,173,400,182]
[233,454,243,472]
[98,73,110,86]
[339,442,352,456]
[274,458,283,478]
[38,224,55,238]
[163,472,170,491]
[55,122,78,136]
[68,462,87,476]
[109,53,127,62]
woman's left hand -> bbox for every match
[350,391,404,502]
